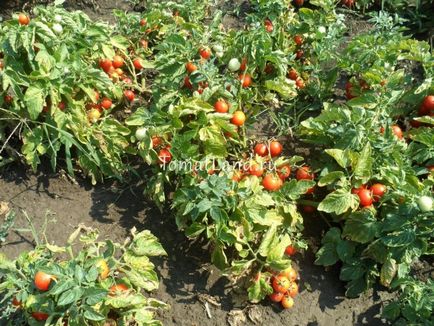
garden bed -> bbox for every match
[0,0,433,325]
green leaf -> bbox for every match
[258,224,277,257]
[268,234,291,263]
[265,78,297,99]
[382,302,401,321]
[345,277,368,298]
[321,227,342,244]
[282,179,316,200]
[336,240,356,262]
[211,243,228,270]
[340,262,366,281]
[83,306,106,321]
[381,229,416,247]
[123,251,154,271]
[24,85,45,120]
[210,207,228,223]
[315,242,339,266]
[84,288,108,305]
[131,230,167,257]
[318,171,345,187]
[57,287,84,306]
[353,143,372,182]
[342,210,379,243]
[105,293,147,308]
[48,280,74,296]
[247,277,273,303]
[325,149,349,168]
[125,269,159,291]
[380,257,397,288]
[318,190,359,215]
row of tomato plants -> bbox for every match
[0,0,433,324]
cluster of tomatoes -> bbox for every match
[230,140,316,193]
[352,183,387,207]
[268,264,300,309]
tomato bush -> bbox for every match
[0,225,167,325]
[0,0,432,313]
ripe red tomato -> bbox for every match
[158,148,172,164]
[295,50,304,59]
[371,183,387,202]
[281,295,294,309]
[294,35,303,46]
[287,282,299,298]
[133,58,144,70]
[272,275,290,293]
[391,125,403,139]
[358,188,373,207]
[296,78,305,89]
[296,166,314,180]
[262,174,283,191]
[288,69,298,80]
[285,245,297,256]
[140,19,147,26]
[34,271,53,291]
[254,143,268,156]
[58,101,66,111]
[418,104,430,116]
[124,90,135,102]
[99,58,113,73]
[12,297,21,307]
[351,185,366,195]
[264,19,273,32]
[183,76,193,89]
[199,47,211,60]
[112,55,124,69]
[109,283,129,296]
[185,62,197,74]
[422,95,434,111]
[249,163,264,177]
[18,13,30,25]
[269,141,283,157]
[214,99,229,113]
[410,119,422,128]
[239,73,252,88]
[277,165,291,180]
[269,291,284,302]
[4,95,13,104]
[32,312,49,321]
[231,111,246,126]
[294,0,304,6]
[306,186,315,194]
[101,98,112,110]
[152,136,162,148]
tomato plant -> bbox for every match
[0,225,167,325]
